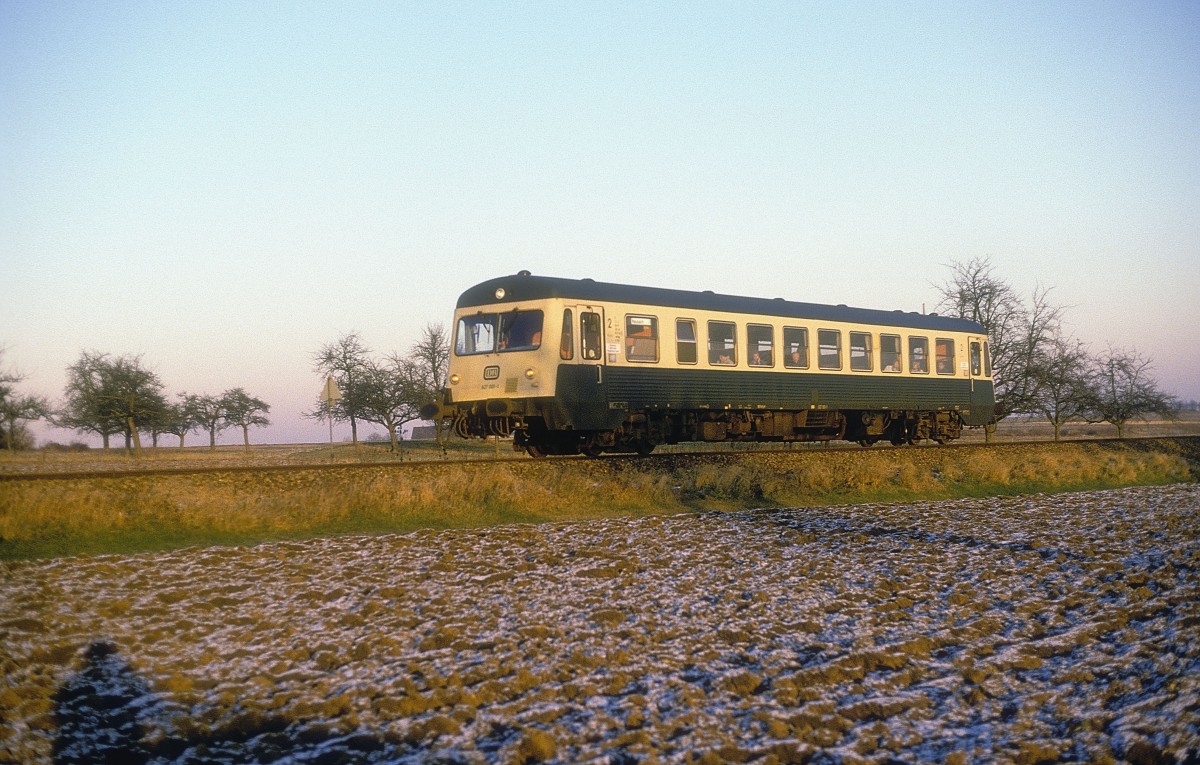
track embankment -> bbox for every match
[1,437,1196,561]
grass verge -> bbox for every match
[2,438,1196,561]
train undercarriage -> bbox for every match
[446,406,965,458]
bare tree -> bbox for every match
[935,257,1064,437]
[0,349,50,450]
[0,347,20,398]
[1,394,49,450]
[56,351,122,448]
[1028,334,1092,440]
[188,393,227,449]
[355,355,422,452]
[1085,347,1177,439]
[410,323,452,441]
[312,332,372,445]
[221,388,271,449]
[59,351,166,455]
[157,394,204,447]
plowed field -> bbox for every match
[2,485,1198,763]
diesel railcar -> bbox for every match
[424,272,996,457]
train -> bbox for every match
[423,272,996,457]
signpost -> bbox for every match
[320,376,342,462]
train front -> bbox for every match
[424,275,564,443]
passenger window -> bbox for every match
[748,324,773,367]
[881,334,902,373]
[580,312,602,360]
[970,341,982,376]
[560,309,573,360]
[676,319,697,365]
[784,327,808,369]
[849,331,872,372]
[936,338,955,375]
[909,336,929,374]
[983,342,991,376]
[818,329,841,370]
[708,321,737,366]
[625,315,658,362]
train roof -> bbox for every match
[456,272,986,334]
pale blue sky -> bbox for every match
[3,1,1198,444]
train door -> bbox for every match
[557,305,606,371]
[578,307,605,368]
[967,335,991,416]
[559,306,611,430]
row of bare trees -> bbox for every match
[935,257,1177,439]
[0,348,270,453]
[309,324,450,451]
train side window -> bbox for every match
[849,331,872,372]
[909,336,929,374]
[456,313,497,355]
[784,327,808,368]
[625,315,659,363]
[498,310,543,351]
[880,334,902,373]
[970,341,982,376]
[818,329,841,370]
[748,324,773,367]
[560,309,574,360]
[708,321,737,366]
[676,319,698,365]
[935,338,955,375]
[580,312,602,360]
[983,342,991,376]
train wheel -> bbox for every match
[634,440,655,457]
[524,443,547,458]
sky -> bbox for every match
[3,1,1198,446]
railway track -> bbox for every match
[3,434,1197,482]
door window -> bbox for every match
[581,312,602,360]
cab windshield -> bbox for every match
[455,310,543,355]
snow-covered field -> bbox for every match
[2,485,1197,764]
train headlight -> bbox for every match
[450,374,461,385]
[524,367,536,380]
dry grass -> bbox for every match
[2,438,1195,561]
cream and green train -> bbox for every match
[424,272,996,456]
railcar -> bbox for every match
[423,271,995,457]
